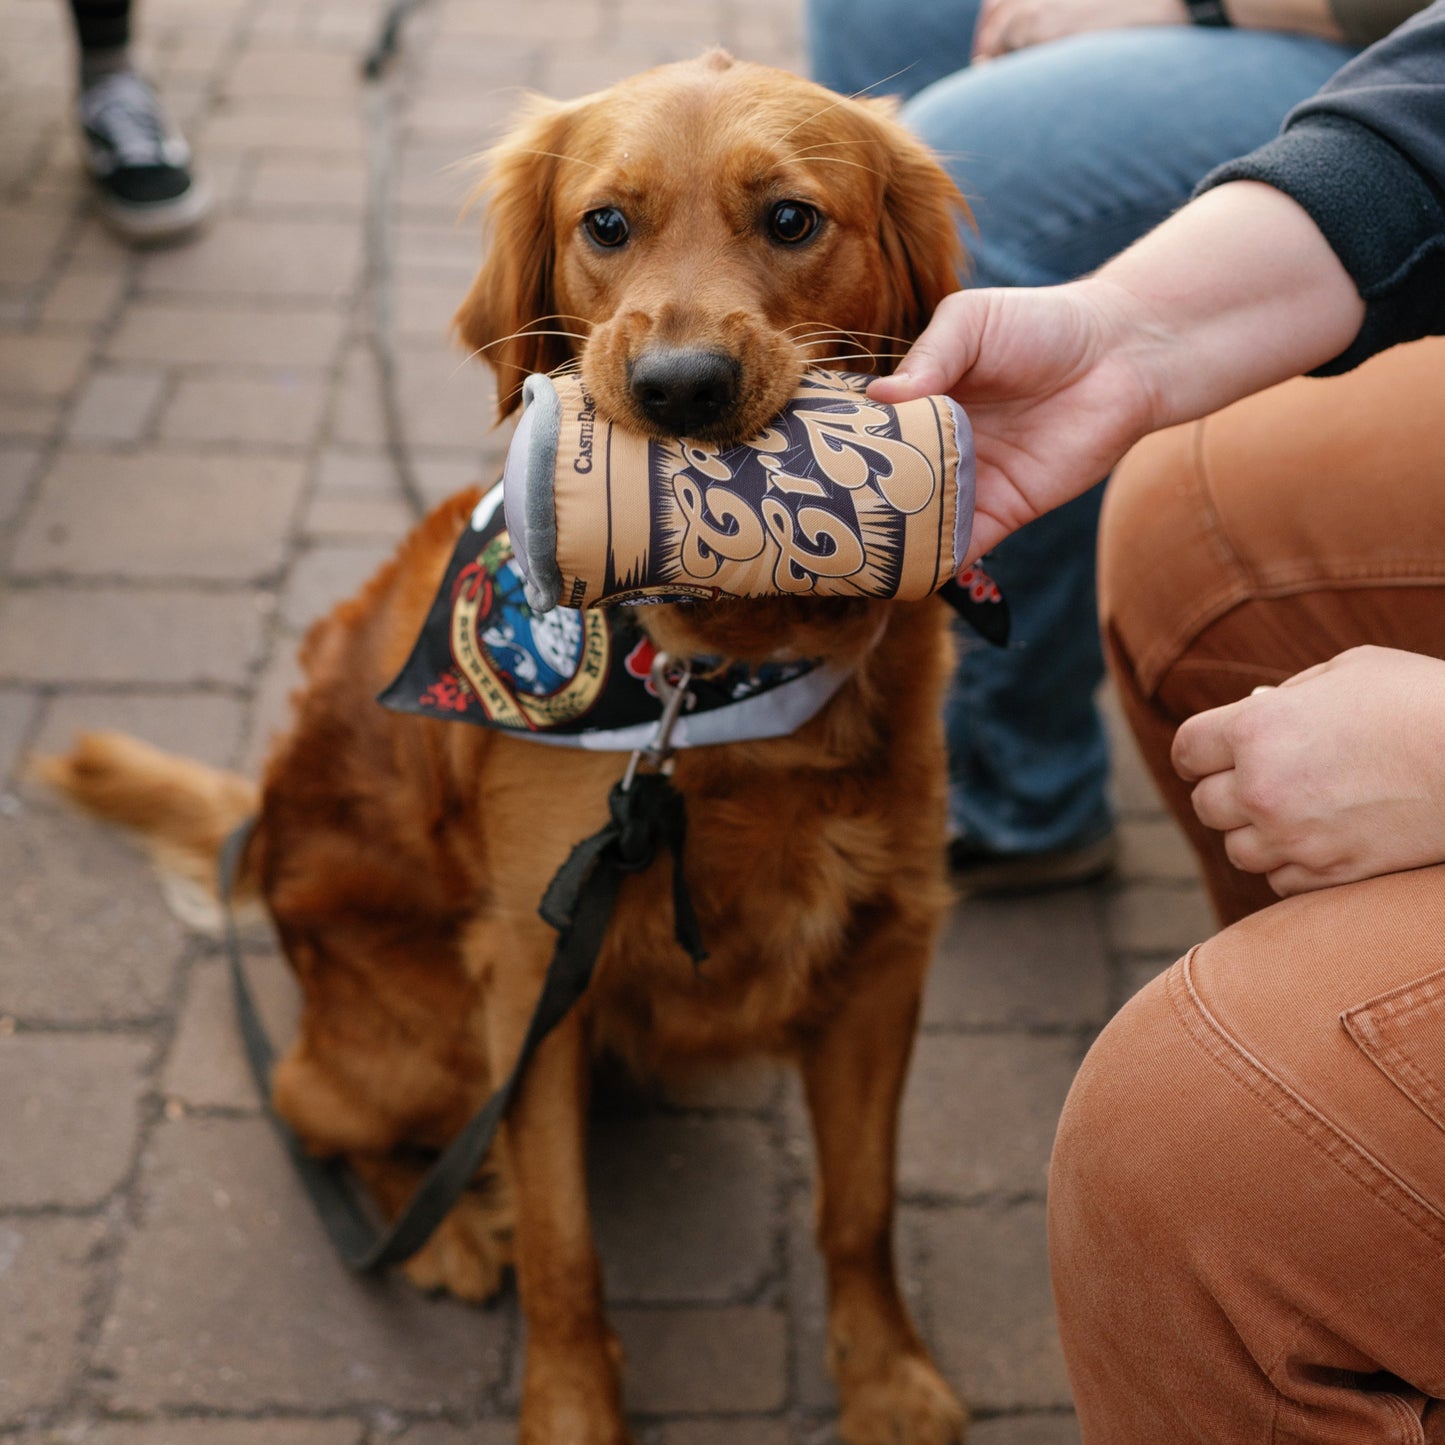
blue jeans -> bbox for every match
[808,1,1356,853]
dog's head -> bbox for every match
[457,50,966,441]
[455,52,967,663]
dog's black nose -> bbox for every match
[628,349,741,436]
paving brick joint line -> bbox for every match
[0,1,1209,1440]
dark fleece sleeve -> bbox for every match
[1330,0,1431,46]
[1197,1,1445,373]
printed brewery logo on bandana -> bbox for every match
[444,531,610,731]
[379,486,851,751]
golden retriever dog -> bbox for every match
[42,51,969,1444]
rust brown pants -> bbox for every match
[1050,337,1445,1443]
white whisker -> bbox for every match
[774,66,916,145]
[785,155,884,178]
[799,351,908,366]
[507,148,602,172]
[451,327,591,378]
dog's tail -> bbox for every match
[34,731,261,932]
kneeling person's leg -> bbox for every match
[1101,337,1445,922]
[1051,865,1445,1443]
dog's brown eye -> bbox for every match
[768,201,819,245]
[583,207,629,248]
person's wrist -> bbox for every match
[1391,653,1445,813]
[1070,274,1175,440]
[1085,184,1365,430]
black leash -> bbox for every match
[361,0,425,79]
[219,660,704,1272]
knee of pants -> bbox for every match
[1051,872,1445,1297]
[805,0,983,99]
[1096,420,1225,709]
[1099,337,1445,710]
[1048,945,1276,1304]
[1052,872,1445,1423]
[1050,959,1210,1268]
[1046,944,1325,1407]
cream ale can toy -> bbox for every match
[502,369,975,612]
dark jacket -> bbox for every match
[1200,0,1445,372]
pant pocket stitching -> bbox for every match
[1348,1018,1445,1120]
[1248,561,1445,591]
[1167,954,1445,1249]
[1383,1390,1428,1445]
[1342,987,1445,1134]
[1136,580,1253,697]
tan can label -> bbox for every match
[546,370,970,606]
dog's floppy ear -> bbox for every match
[454,95,578,421]
[861,99,970,352]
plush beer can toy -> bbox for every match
[503,369,975,613]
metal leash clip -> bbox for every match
[621,652,694,792]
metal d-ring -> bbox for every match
[621,652,694,791]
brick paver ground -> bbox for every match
[0,0,1213,1439]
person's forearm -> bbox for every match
[1085,180,1366,432]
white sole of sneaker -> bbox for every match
[92,176,213,245]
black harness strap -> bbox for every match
[219,771,705,1273]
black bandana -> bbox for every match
[379,486,852,751]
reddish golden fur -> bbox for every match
[42,54,970,1444]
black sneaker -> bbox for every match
[948,830,1118,896]
[78,71,210,243]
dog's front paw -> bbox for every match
[402,1191,513,1303]
[519,1408,634,1445]
[519,1384,634,1444]
[839,1351,969,1445]
[520,1335,633,1445]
